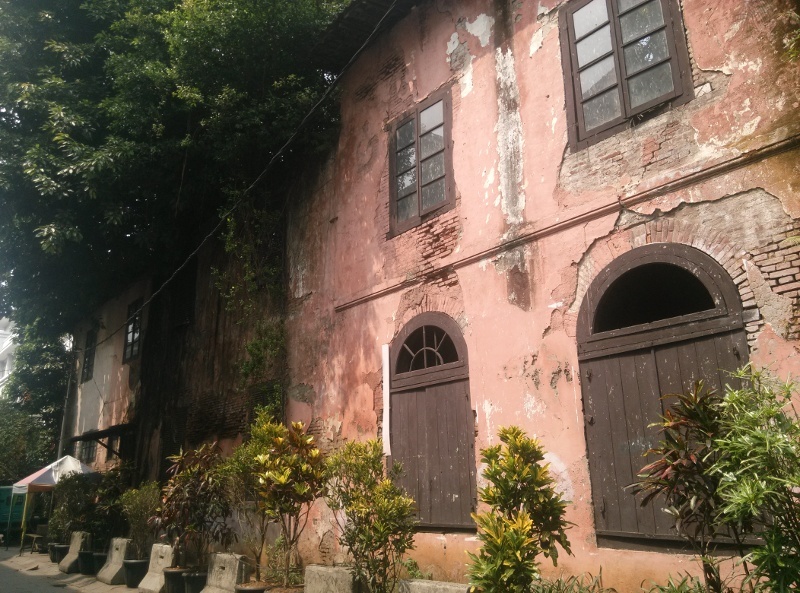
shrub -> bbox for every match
[325,439,416,593]
[254,420,325,586]
[49,472,98,543]
[119,481,160,560]
[221,405,282,581]
[467,426,571,593]
[532,573,615,593]
[153,443,235,571]
[629,382,738,593]
[713,367,800,591]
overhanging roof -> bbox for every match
[68,423,134,443]
[316,0,420,71]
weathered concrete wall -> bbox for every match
[286,0,800,589]
[70,278,150,470]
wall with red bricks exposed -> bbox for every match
[285,0,800,587]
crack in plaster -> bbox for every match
[744,258,794,338]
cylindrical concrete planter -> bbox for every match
[183,571,207,593]
[78,550,96,575]
[122,558,149,588]
[53,543,70,564]
[163,567,189,593]
[93,552,108,574]
[48,543,57,563]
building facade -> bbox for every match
[284,0,800,587]
[0,318,16,398]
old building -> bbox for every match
[284,0,800,587]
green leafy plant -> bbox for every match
[221,406,283,582]
[646,574,708,593]
[712,367,800,591]
[325,439,416,593]
[152,443,235,571]
[254,420,325,586]
[532,572,615,593]
[467,426,572,593]
[119,481,160,560]
[402,558,432,580]
[91,464,130,552]
[49,472,99,544]
[630,382,742,593]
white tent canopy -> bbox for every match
[12,455,95,495]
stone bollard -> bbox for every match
[59,531,91,574]
[200,553,252,593]
[138,543,174,593]
[97,537,131,585]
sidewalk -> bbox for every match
[0,547,128,592]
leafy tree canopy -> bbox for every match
[0,0,348,436]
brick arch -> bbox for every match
[393,268,466,336]
[569,219,750,332]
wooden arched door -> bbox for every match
[390,312,476,529]
[577,244,748,546]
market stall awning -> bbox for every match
[12,455,95,495]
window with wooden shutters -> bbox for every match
[123,299,143,362]
[390,312,476,529]
[389,90,454,236]
[559,0,693,150]
[577,244,748,548]
[81,329,97,383]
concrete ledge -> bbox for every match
[304,565,469,593]
[201,553,251,593]
[398,579,469,593]
[96,537,130,584]
[305,565,355,593]
[138,543,174,593]
[59,531,90,574]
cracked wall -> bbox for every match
[285,0,800,587]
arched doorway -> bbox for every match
[577,243,748,546]
[390,312,476,529]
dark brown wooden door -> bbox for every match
[577,244,748,546]
[581,329,748,540]
[390,311,477,530]
[391,378,477,528]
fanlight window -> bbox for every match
[396,325,459,373]
[594,263,715,333]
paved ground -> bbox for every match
[0,547,126,593]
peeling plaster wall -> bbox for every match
[285,0,800,588]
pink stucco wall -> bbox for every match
[286,0,800,588]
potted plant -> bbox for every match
[221,407,281,591]
[252,420,325,588]
[49,473,97,565]
[91,465,130,573]
[120,481,160,588]
[152,443,235,593]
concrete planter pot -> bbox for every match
[234,583,269,592]
[93,552,108,574]
[182,571,207,593]
[78,549,96,575]
[53,543,70,564]
[122,558,149,588]
[163,567,189,593]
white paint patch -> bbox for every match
[543,453,574,500]
[483,166,495,188]
[446,32,460,57]
[740,116,761,136]
[494,47,526,225]
[465,14,495,48]
[529,27,545,57]
[523,392,546,419]
[460,58,474,98]
[482,399,498,441]
[548,301,563,309]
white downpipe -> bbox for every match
[382,344,391,456]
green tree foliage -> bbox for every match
[325,439,417,593]
[0,0,347,421]
[0,398,52,485]
[119,481,160,560]
[467,426,572,593]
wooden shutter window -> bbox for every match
[560,0,693,150]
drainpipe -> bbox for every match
[56,342,75,458]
